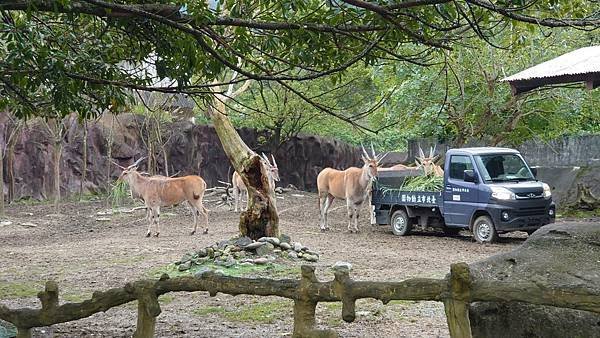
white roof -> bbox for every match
[502,46,600,82]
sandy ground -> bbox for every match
[0,191,535,337]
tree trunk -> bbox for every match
[209,100,279,239]
[79,120,88,200]
[52,139,62,211]
[106,114,114,195]
[7,143,15,203]
[6,121,21,203]
[162,145,169,177]
[0,151,4,216]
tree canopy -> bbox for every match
[1,0,598,129]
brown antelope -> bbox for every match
[115,157,208,237]
[317,145,386,233]
[232,153,280,212]
[416,144,444,177]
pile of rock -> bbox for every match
[175,235,320,272]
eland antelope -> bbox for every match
[115,157,208,237]
[317,145,386,233]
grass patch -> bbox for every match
[0,281,41,299]
[558,208,600,219]
[62,292,91,303]
[107,255,146,266]
[159,294,176,305]
[148,261,299,279]
[323,302,342,312]
[194,301,291,324]
[193,306,227,317]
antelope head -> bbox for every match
[361,143,388,180]
[415,144,439,175]
[261,153,280,182]
[114,157,146,181]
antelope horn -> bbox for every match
[418,144,425,159]
[371,143,377,159]
[271,154,278,168]
[432,144,437,157]
[377,152,389,164]
[261,153,272,167]
[128,156,146,169]
[360,143,370,159]
[110,160,126,170]
[429,146,434,158]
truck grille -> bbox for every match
[515,192,543,199]
[514,206,547,217]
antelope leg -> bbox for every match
[153,206,161,237]
[145,206,153,237]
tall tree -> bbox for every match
[0,1,597,237]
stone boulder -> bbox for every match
[468,222,600,338]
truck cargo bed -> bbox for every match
[372,169,442,207]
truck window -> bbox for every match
[449,155,474,180]
[474,154,534,182]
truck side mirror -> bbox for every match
[530,167,538,178]
[464,169,477,183]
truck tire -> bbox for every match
[472,215,498,243]
[391,209,412,236]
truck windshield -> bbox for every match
[474,154,534,182]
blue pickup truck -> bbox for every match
[371,147,555,243]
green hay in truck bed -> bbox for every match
[399,174,443,192]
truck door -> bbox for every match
[443,155,478,226]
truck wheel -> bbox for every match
[472,215,498,243]
[391,209,412,236]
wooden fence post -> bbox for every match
[15,328,31,338]
[292,266,338,338]
[132,283,161,338]
[444,263,473,338]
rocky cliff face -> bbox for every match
[2,113,361,200]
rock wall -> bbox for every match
[1,113,361,200]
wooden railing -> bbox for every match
[1,263,599,338]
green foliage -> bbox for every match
[108,180,130,208]
[0,0,597,149]
[379,174,444,194]
[401,175,444,192]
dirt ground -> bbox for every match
[1,191,539,337]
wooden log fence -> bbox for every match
[1,262,599,338]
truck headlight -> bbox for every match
[491,186,515,200]
[542,183,552,198]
